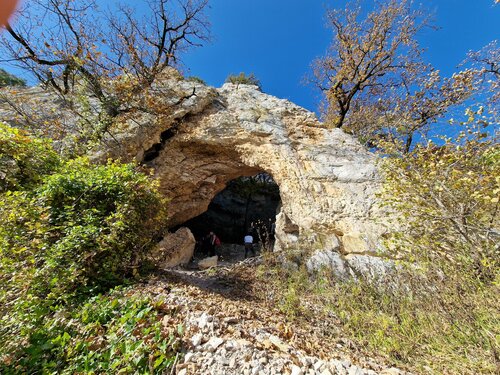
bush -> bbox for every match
[185,75,206,85]
[41,158,167,292]
[225,72,262,90]
[0,122,61,191]
[0,68,26,87]
[0,157,168,306]
[380,108,499,281]
[0,126,170,371]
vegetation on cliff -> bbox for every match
[225,72,262,90]
[0,68,25,87]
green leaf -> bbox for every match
[153,354,165,369]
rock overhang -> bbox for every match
[0,77,391,275]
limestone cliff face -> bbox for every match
[0,76,388,270]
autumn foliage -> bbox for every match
[380,108,499,280]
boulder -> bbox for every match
[198,256,218,270]
[306,250,353,280]
[151,227,195,268]
[345,254,395,279]
[306,251,396,281]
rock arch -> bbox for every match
[0,76,389,272]
[102,79,386,261]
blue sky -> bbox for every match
[2,0,499,115]
[181,0,500,113]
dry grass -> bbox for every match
[257,254,500,374]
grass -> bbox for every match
[259,256,500,374]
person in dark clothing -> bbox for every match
[205,231,219,256]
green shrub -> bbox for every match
[0,122,61,191]
[225,72,262,90]
[41,158,168,293]
[0,157,168,306]
[0,128,169,371]
[379,110,499,282]
[0,68,26,87]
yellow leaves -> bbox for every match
[379,110,498,273]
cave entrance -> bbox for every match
[182,173,281,260]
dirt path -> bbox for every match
[138,258,409,375]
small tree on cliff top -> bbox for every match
[0,68,25,87]
[225,72,262,90]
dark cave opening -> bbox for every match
[181,173,281,249]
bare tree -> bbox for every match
[311,0,430,130]
[1,0,209,120]
[348,67,476,152]
[311,0,478,152]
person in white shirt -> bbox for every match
[244,233,255,258]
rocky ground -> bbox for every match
[138,255,410,375]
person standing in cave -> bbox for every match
[205,231,220,257]
[201,234,210,255]
[244,232,255,258]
